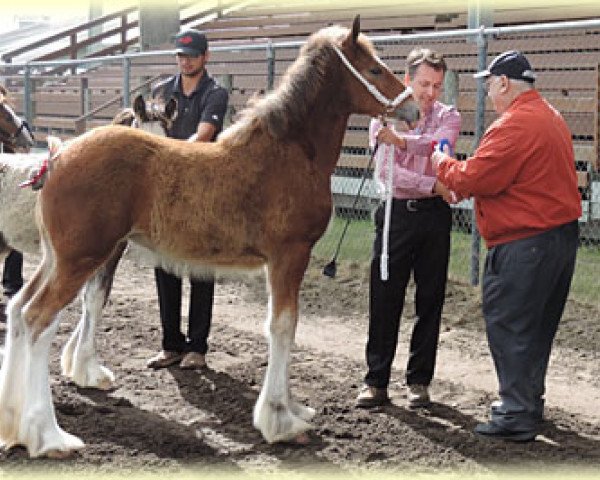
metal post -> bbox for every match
[23,65,33,126]
[218,73,233,126]
[122,57,131,108]
[471,27,488,286]
[266,41,275,91]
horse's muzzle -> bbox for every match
[392,99,420,124]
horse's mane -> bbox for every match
[220,26,376,147]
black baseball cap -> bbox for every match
[473,50,537,83]
[174,29,208,57]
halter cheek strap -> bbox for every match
[331,45,413,112]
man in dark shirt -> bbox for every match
[147,29,229,370]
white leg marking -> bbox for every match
[253,299,312,443]
[0,298,84,457]
[61,276,115,390]
[0,294,29,448]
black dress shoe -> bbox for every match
[474,422,536,442]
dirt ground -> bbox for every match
[0,253,599,476]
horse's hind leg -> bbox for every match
[0,252,98,458]
[61,241,126,390]
[253,243,316,443]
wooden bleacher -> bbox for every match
[1,3,600,194]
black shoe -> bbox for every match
[474,421,536,442]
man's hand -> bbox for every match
[430,148,450,170]
[433,180,460,204]
[376,125,406,149]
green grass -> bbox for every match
[314,216,600,306]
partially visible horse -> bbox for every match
[0,85,35,153]
[0,95,176,389]
[112,93,177,136]
[0,17,419,458]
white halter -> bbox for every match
[331,44,413,111]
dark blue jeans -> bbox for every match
[365,198,451,389]
[482,221,578,433]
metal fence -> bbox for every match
[2,17,600,307]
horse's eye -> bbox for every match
[369,67,383,76]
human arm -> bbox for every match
[192,87,229,143]
[403,107,461,157]
[374,107,461,197]
[432,121,525,198]
[189,123,216,142]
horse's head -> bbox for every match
[333,16,420,123]
[0,88,35,151]
[112,95,177,136]
[133,94,178,136]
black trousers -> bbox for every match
[154,267,214,354]
[365,198,451,389]
[2,250,23,296]
[483,220,578,433]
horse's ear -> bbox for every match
[342,15,361,50]
[133,94,145,115]
[351,15,361,45]
[165,97,177,120]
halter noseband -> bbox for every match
[331,44,413,114]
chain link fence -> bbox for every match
[1,18,600,306]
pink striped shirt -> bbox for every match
[369,101,461,200]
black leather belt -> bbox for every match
[393,197,445,212]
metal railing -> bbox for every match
[2,17,600,305]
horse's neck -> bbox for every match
[138,121,166,137]
[305,110,350,176]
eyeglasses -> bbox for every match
[407,48,445,67]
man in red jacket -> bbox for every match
[431,50,581,442]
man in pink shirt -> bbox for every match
[356,48,461,409]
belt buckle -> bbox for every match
[406,199,418,212]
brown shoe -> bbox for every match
[355,385,389,408]
[407,384,431,408]
[179,352,206,370]
[146,350,183,369]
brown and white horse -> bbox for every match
[0,95,176,390]
[0,17,418,458]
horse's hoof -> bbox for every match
[46,448,79,459]
[294,432,311,445]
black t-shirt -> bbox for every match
[152,71,229,141]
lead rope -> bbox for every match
[380,123,394,281]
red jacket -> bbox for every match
[437,90,582,247]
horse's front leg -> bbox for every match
[0,252,92,458]
[253,244,315,443]
[61,242,125,390]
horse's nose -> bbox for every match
[393,99,420,124]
